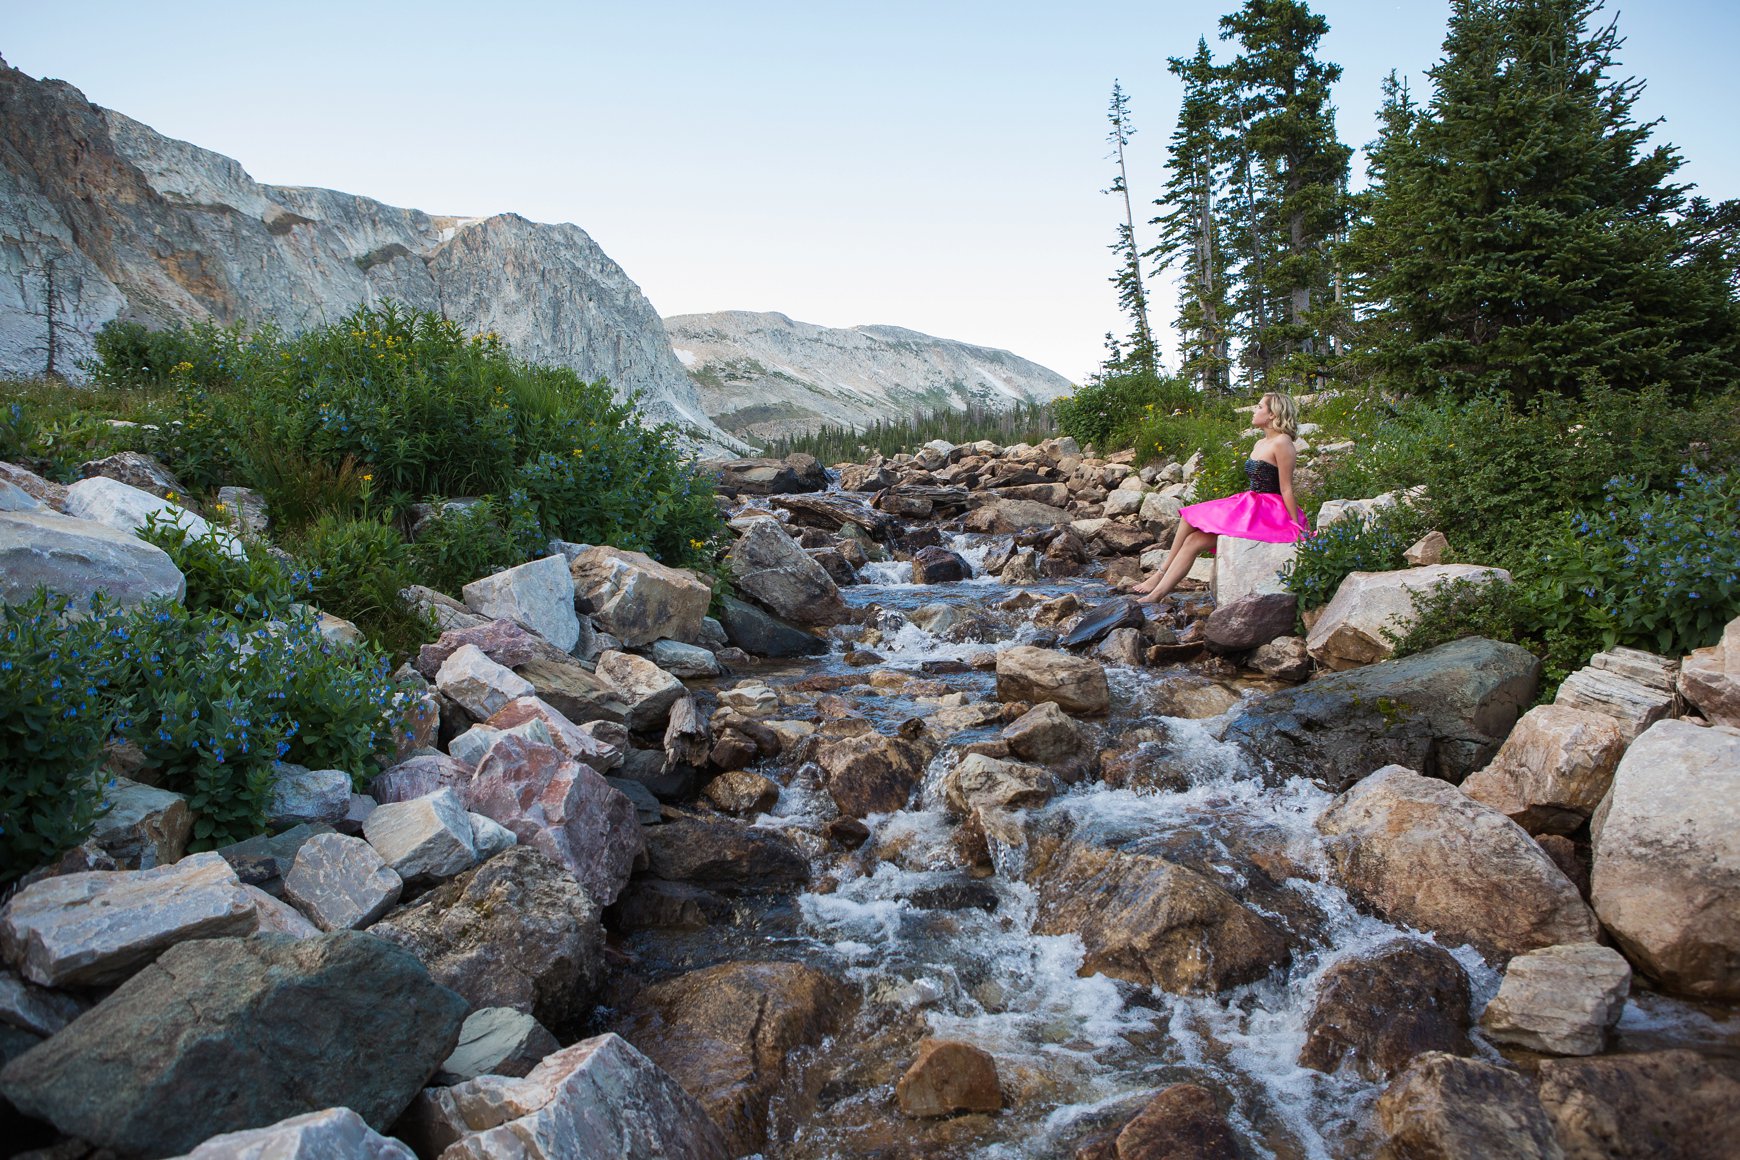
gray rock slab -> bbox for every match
[88,777,190,869]
[282,833,403,932]
[462,555,580,654]
[264,763,352,829]
[167,1107,415,1160]
[438,1007,560,1083]
[0,971,85,1038]
[363,789,477,882]
[63,475,244,558]
[0,509,186,609]
[1480,943,1631,1055]
[0,851,258,987]
[0,932,466,1157]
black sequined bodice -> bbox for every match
[1245,458,1282,495]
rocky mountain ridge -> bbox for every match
[0,59,745,453]
[666,310,1074,441]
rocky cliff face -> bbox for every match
[665,311,1074,440]
[0,60,744,452]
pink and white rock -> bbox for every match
[435,644,535,721]
[462,732,643,906]
[487,696,621,770]
[1678,615,1740,727]
[87,777,190,869]
[594,650,685,733]
[462,555,580,654]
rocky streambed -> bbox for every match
[2,438,1738,1159]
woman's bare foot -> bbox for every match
[1134,589,1170,606]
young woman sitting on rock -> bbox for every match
[1134,390,1309,606]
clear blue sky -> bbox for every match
[6,1,1736,383]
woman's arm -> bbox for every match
[1275,438,1302,527]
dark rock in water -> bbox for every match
[1299,940,1473,1081]
[216,823,334,895]
[613,960,854,1156]
[921,659,972,675]
[643,818,809,888]
[896,1039,1003,1118]
[609,878,731,931]
[1222,637,1540,790]
[1204,592,1298,653]
[0,932,466,1157]
[371,846,605,1030]
[808,547,860,587]
[826,818,871,848]
[1537,1048,1740,1159]
[1146,641,1206,666]
[718,595,828,658]
[896,525,948,553]
[844,648,886,666]
[1098,1083,1243,1160]
[615,743,701,802]
[907,876,1000,913]
[911,546,971,584]
[1059,598,1144,649]
[770,491,895,539]
[815,730,935,818]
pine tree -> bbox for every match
[1347,0,1740,399]
[1104,81,1160,375]
[1218,0,1353,384]
[1154,40,1234,391]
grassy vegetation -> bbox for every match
[760,399,1058,462]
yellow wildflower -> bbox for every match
[361,473,373,483]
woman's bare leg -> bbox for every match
[1136,530,1216,604]
[1134,517,1200,594]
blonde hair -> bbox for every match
[1260,391,1300,438]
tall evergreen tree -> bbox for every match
[1104,81,1160,374]
[1154,40,1234,391]
[1218,0,1353,384]
[1347,0,1740,398]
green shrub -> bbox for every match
[136,512,306,620]
[89,320,204,389]
[1282,503,1428,610]
[409,492,546,596]
[0,592,118,882]
[1385,577,1600,699]
[1053,369,1204,450]
[1533,467,1740,657]
[289,514,433,659]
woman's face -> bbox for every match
[1253,400,1273,428]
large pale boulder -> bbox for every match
[0,852,258,987]
[996,645,1111,716]
[0,509,185,609]
[1479,943,1631,1056]
[0,932,466,1157]
[1591,719,1740,999]
[167,1108,414,1160]
[1306,564,1509,671]
[1223,637,1540,790]
[941,753,1053,815]
[1374,1052,1562,1160]
[1460,705,1627,834]
[726,518,848,626]
[462,732,643,906]
[1317,765,1598,962]
[1299,940,1472,1081]
[462,555,580,654]
[402,1033,728,1160]
[436,644,535,721]
[1554,655,1678,742]
[78,450,187,500]
[371,846,605,1029]
[570,546,711,647]
[264,763,352,829]
[1679,616,1740,726]
[612,961,852,1156]
[63,476,244,558]
[1211,536,1298,607]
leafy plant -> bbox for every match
[1282,503,1428,610]
[409,492,546,596]
[1384,576,1600,700]
[1053,369,1206,451]
[0,592,118,882]
[289,514,433,659]
[136,512,307,620]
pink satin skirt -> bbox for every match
[1178,490,1308,543]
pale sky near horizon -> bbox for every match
[6,1,1736,384]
